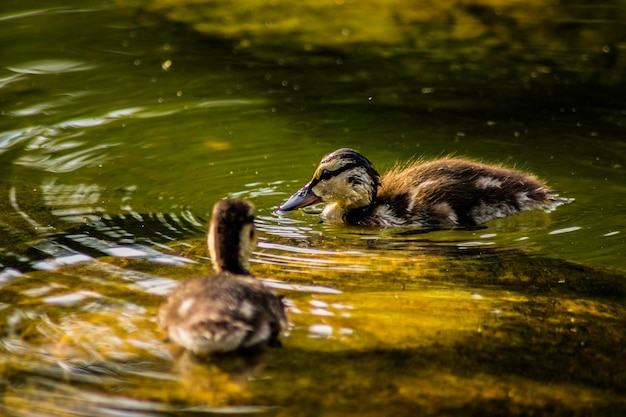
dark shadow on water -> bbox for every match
[266,324,626,416]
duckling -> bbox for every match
[158,199,287,355]
[278,148,570,228]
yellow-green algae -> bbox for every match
[0,238,624,415]
[117,0,626,85]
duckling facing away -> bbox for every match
[278,148,570,227]
[159,199,287,355]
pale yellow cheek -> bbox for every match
[207,223,219,269]
[312,182,332,198]
[314,177,351,201]
[237,225,255,271]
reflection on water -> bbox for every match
[1,1,626,416]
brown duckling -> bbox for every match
[278,148,570,227]
[159,199,287,355]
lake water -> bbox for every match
[1,1,625,416]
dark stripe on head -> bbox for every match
[310,161,362,187]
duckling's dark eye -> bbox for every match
[249,229,255,240]
[319,169,332,180]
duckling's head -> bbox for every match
[278,148,380,221]
[207,198,256,275]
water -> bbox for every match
[1,1,626,416]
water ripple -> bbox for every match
[0,127,42,151]
[56,107,143,129]
[549,226,583,235]
[0,73,23,88]
[0,7,87,23]
[22,143,118,173]
[42,290,102,306]
[7,59,96,75]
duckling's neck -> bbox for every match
[209,244,251,275]
[331,198,414,227]
[214,259,251,276]
[322,200,379,225]
[207,220,253,275]
[321,202,348,224]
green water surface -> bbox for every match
[0,0,625,416]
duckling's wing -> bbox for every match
[379,159,568,226]
[221,277,287,349]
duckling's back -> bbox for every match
[376,158,567,226]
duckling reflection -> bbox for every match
[159,199,287,355]
[279,148,570,227]
[173,349,268,407]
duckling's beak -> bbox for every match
[278,182,322,211]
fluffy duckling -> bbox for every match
[159,199,287,355]
[278,148,569,227]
